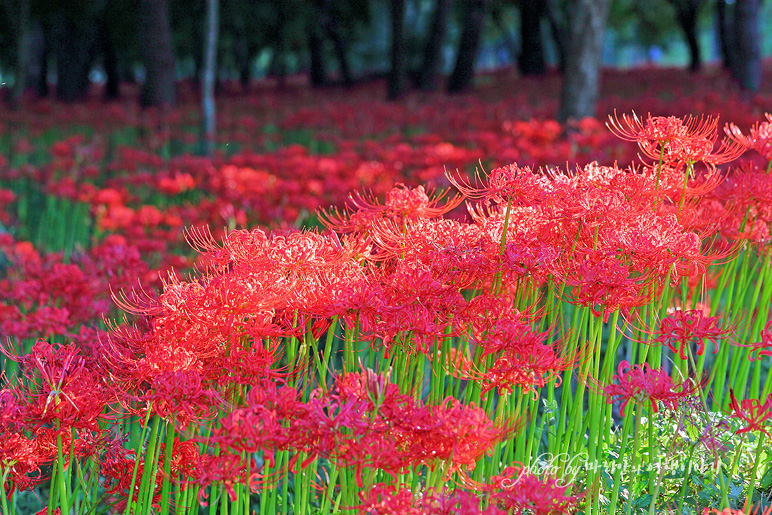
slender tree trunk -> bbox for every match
[7,0,31,107]
[518,0,546,76]
[677,10,701,72]
[417,0,451,90]
[545,0,568,73]
[732,0,761,92]
[557,0,611,122]
[230,0,250,89]
[716,0,732,69]
[138,0,176,107]
[28,20,47,98]
[447,0,487,94]
[202,0,219,156]
[271,3,288,87]
[102,15,120,99]
[309,24,326,87]
[52,11,99,102]
[327,21,353,87]
[388,0,407,100]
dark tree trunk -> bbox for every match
[732,0,761,92]
[558,0,611,122]
[677,10,701,72]
[28,21,47,98]
[545,0,568,73]
[230,0,250,89]
[327,18,353,87]
[518,0,546,76]
[670,0,703,72]
[270,4,288,86]
[447,0,487,94]
[202,0,219,156]
[5,0,31,107]
[716,0,732,70]
[417,0,451,90]
[388,0,407,100]
[137,0,175,107]
[309,25,326,87]
[52,11,99,102]
[102,16,120,99]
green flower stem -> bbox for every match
[160,425,177,515]
[608,410,634,515]
[55,428,70,514]
[1,469,10,515]
[320,463,340,515]
[134,415,161,515]
[47,462,58,515]
[746,431,767,504]
[626,401,645,515]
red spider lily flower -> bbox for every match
[607,111,746,167]
[725,113,772,161]
[320,183,463,234]
[1,432,47,498]
[353,483,506,515]
[3,340,114,431]
[656,309,731,360]
[727,390,772,436]
[603,361,700,416]
[447,163,550,206]
[733,320,772,361]
[488,466,583,515]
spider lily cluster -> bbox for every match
[2,108,772,515]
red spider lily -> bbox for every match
[3,340,114,431]
[607,111,746,167]
[727,390,772,435]
[1,432,46,498]
[488,466,583,515]
[320,183,463,234]
[733,320,772,361]
[447,163,550,206]
[655,309,732,360]
[602,360,701,416]
[353,483,506,515]
[725,113,772,161]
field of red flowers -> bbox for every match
[2,66,772,515]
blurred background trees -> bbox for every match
[0,0,769,117]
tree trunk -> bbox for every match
[716,0,732,70]
[6,0,31,108]
[417,0,451,90]
[447,0,487,94]
[52,11,99,102]
[677,9,701,72]
[518,0,546,76]
[309,24,326,87]
[545,0,568,73]
[28,20,47,98]
[326,18,353,87]
[669,0,703,72]
[230,0,250,89]
[202,0,219,156]
[102,15,120,99]
[388,0,407,100]
[557,0,610,122]
[732,0,761,92]
[137,0,176,107]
